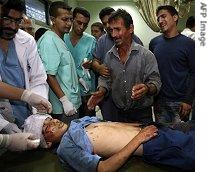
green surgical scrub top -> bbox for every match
[37,31,81,114]
[64,32,96,96]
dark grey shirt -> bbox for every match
[98,41,161,110]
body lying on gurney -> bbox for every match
[23,114,195,172]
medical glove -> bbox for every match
[5,133,39,151]
[21,90,52,113]
[59,96,77,116]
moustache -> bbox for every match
[1,26,17,33]
[0,27,18,39]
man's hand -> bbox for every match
[59,96,77,116]
[82,59,92,69]
[137,125,158,143]
[6,133,39,151]
[97,64,110,77]
[131,84,148,100]
[87,90,105,110]
[179,102,192,119]
[21,90,52,113]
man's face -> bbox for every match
[52,8,72,35]
[109,18,133,47]
[0,9,22,40]
[42,118,68,144]
[91,25,103,40]
[157,9,178,33]
[101,14,110,32]
[72,13,89,36]
[20,17,34,36]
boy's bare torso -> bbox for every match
[85,122,143,158]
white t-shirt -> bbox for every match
[181,28,195,40]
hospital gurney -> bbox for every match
[0,149,192,172]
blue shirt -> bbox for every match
[57,116,195,171]
[64,33,96,96]
[149,34,195,104]
[0,40,30,127]
[37,31,81,114]
[57,116,101,172]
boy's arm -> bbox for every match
[97,125,158,172]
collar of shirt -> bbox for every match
[109,40,139,58]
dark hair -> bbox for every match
[186,16,195,29]
[91,22,104,32]
[156,5,179,24]
[99,7,115,21]
[73,7,90,19]
[156,5,178,16]
[108,8,133,28]
[35,27,48,41]
[0,0,7,5]
[49,1,71,18]
[1,0,25,17]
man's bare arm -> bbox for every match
[47,75,65,99]
[87,87,106,110]
[97,125,158,172]
[92,58,101,72]
[0,81,52,113]
[0,81,23,100]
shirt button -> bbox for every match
[124,80,126,83]
[125,91,128,93]
[123,70,125,72]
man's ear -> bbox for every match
[50,16,55,25]
[129,24,134,34]
[173,14,179,23]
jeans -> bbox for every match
[154,98,182,124]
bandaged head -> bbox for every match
[23,114,52,148]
